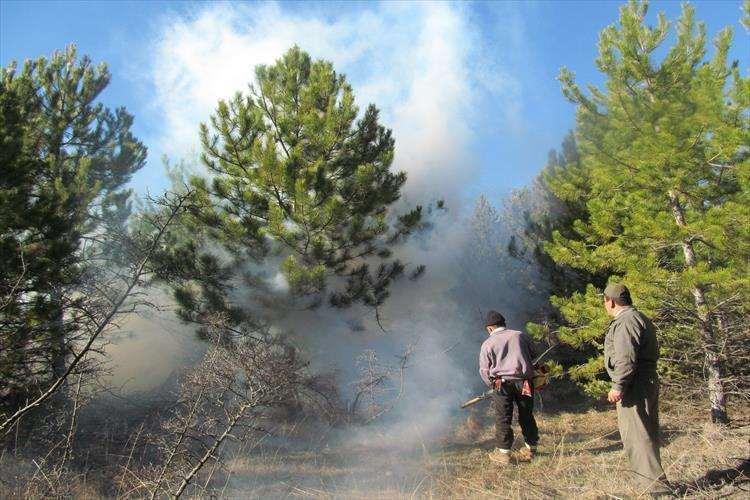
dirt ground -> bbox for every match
[222,404,750,499]
[1,399,747,498]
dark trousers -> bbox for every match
[492,380,538,450]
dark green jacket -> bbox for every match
[604,307,659,392]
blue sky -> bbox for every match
[1,0,747,205]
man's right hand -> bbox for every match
[607,389,623,403]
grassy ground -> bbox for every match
[223,404,750,499]
[1,401,747,498]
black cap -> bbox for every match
[485,310,506,327]
[603,283,631,302]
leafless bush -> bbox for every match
[0,372,99,498]
[658,292,750,419]
[347,341,424,423]
[118,318,300,498]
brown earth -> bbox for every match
[220,404,749,498]
[2,402,747,498]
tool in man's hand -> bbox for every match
[460,388,496,409]
[460,344,558,409]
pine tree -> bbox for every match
[536,1,748,422]
[0,46,146,408]
[458,194,551,330]
[505,133,605,381]
[154,47,428,334]
[454,196,506,315]
[510,132,601,298]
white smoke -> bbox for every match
[144,1,521,202]
[111,1,545,454]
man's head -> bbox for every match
[602,283,633,317]
[485,310,506,335]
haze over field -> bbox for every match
[1,1,748,498]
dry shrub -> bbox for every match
[114,325,301,498]
[0,454,104,499]
[454,412,484,443]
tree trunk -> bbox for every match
[668,191,729,424]
[50,288,67,381]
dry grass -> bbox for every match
[435,408,749,499]
[0,453,107,499]
[2,403,747,498]
[221,404,749,499]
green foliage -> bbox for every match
[0,46,146,406]
[154,47,429,330]
[530,1,749,403]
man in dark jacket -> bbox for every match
[603,283,670,496]
[479,310,538,464]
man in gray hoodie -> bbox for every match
[479,310,539,464]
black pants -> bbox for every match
[492,380,538,450]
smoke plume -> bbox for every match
[108,0,548,456]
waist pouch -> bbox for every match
[494,378,535,396]
[532,366,549,391]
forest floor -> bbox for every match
[1,399,747,498]
[223,403,750,499]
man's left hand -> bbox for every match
[607,389,623,403]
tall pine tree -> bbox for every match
[154,47,428,336]
[534,1,748,422]
[0,46,146,408]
